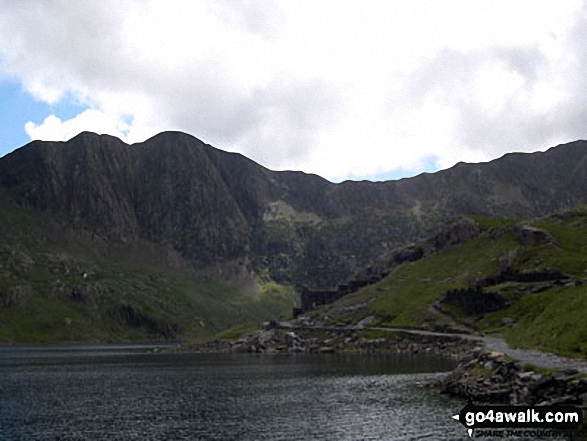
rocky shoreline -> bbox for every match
[176,323,587,413]
[438,347,587,407]
[177,322,477,358]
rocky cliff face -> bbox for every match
[1,132,587,288]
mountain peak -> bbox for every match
[68,131,125,145]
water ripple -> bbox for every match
[0,349,470,440]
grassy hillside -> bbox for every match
[479,207,587,357]
[0,196,296,343]
[311,207,587,359]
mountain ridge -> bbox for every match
[1,132,587,289]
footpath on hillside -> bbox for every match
[371,326,587,373]
[481,336,587,373]
[291,323,587,372]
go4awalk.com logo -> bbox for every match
[451,402,583,438]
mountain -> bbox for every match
[1,131,587,342]
[2,132,587,288]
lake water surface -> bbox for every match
[0,345,469,440]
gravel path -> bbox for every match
[378,327,587,373]
[482,336,587,373]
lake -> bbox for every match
[0,345,469,440]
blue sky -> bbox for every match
[1,1,587,182]
[0,80,50,156]
[0,74,439,182]
[0,79,88,158]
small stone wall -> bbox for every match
[442,287,508,314]
[294,276,386,317]
[475,268,567,287]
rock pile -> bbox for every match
[441,348,587,406]
[231,329,310,353]
[183,325,477,357]
[231,329,340,353]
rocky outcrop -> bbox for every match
[498,250,517,273]
[428,216,481,252]
[0,284,34,307]
[358,216,482,283]
[113,303,180,340]
[514,223,560,247]
[441,349,587,406]
[69,286,94,306]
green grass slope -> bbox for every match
[0,196,296,343]
[312,207,587,359]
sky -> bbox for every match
[1,1,587,182]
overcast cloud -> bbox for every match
[1,0,586,181]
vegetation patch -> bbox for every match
[326,230,519,327]
[216,322,260,341]
[498,284,587,358]
[0,205,297,343]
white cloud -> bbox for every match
[24,110,133,143]
[1,0,587,181]
[26,81,64,105]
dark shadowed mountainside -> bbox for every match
[1,132,587,289]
